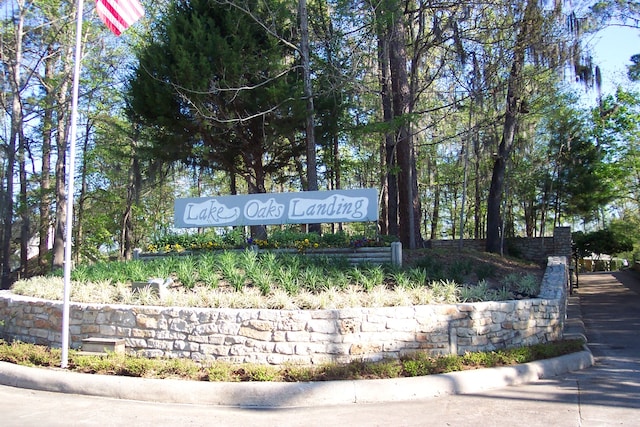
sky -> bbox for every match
[590,25,640,96]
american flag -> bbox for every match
[96,0,145,36]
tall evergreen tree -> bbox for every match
[127,0,305,200]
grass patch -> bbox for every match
[0,339,585,382]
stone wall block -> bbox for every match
[126,338,148,348]
[339,318,360,334]
[360,322,386,332]
[275,342,295,355]
[325,343,351,355]
[272,331,286,342]
[95,311,110,324]
[173,340,200,353]
[200,344,229,356]
[224,335,246,346]
[350,343,382,355]
[136,314,158,329]
[157,317,168,329]
[116,327,132,337]
[193,323,219,335]
[147,339,173,350]
[243,338,276,353]
[197,311,216,323]
[306,320,337,334]
[156,330,186,340]
[112,310,136,327]
[286,331,311,342]
[309,310,336,319]
[169,318,190,333]
[239,326,272,342]
[491,311,506,323]
[277,319,307,332]
[131,328,155,338]
[207,334,226,345]
[98,325,116,336]
[309,332,340,343]
[385,318,416,332]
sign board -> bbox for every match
[174,189,378,228]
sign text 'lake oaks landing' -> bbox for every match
[174,189,379,228]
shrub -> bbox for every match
[0,339,585,382]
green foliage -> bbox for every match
[0,339,585,381]
[233,365,279,382]
[448,258,474,283]
[147,230,392,254]
[412,257,446,281]
[573,228,634,257]
[401,354,436,377]
[149,230,227,252]
[206,363,237,382]
[460,280,491,302]
[504,273,540,297]
[475,263,496,281]
[127,0,305,191]
[61,246,540,304]
[0,340,61,367]
[71,352,202,380]
[629,54,640,82]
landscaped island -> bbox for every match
[0,239,569,366]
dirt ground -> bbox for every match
[403,247,545,288]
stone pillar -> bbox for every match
[553,227,572,262]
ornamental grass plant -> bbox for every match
[11,245,544,309]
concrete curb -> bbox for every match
[0,349,593,407]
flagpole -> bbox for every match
[61,0,85,369]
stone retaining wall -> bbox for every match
[426,227,572,265]
[0,257,568,365]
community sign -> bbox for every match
[174,189,378,228]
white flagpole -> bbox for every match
[61,0,85,369]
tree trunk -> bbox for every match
[377,29,398,236]
[388,4,419,249]
[52,45,72,269]
[242,147,268,240]
[39,48,55,270]
[122,151,140,260]
[473,132,482,239]
[486,0,537,253]
[430,182,440,240]
[76,119,93,263]
[299,0,320,234]
[1,6,25,288]
[18,130,28,278]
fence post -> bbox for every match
[391,241,402,267]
